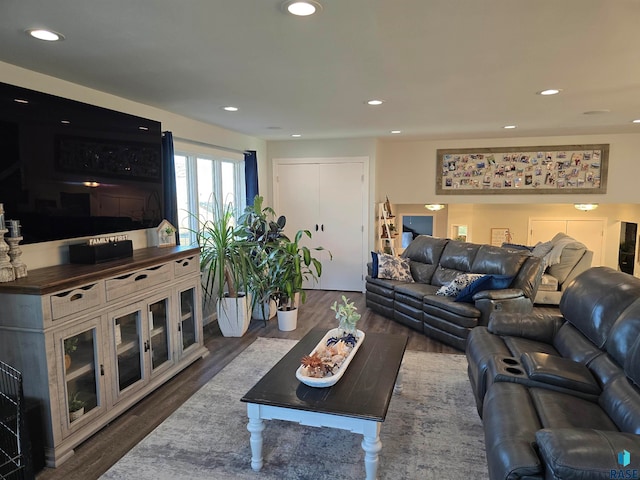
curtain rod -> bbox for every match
[171,135,250,155]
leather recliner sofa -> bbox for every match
[365,235,544,350]
[466,267,640,479]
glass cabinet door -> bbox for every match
[149,297,171,372]
[60,321,104,429]
[113,310,143,393]
[179,287,197,352]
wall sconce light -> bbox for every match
[425,204,446,211]
[574,203,598,211]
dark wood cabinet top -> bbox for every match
[241,329,408,421]
[0,245,200,295]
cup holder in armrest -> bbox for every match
[505,366,525,375]
[501,357,520,366]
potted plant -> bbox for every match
[330,295,362,337]
[266,229,328,331]
[236,195,288,322]
[68,391,86,422]
[195,200,257,337]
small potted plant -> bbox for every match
[266,229,327,331]
[68,391,86,422]
[331,295,362,337]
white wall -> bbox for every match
[376,133,640,272]
[1,61,266,269]
[377,133,640,205]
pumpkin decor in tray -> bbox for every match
[296,296,364,387]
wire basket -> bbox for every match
[0,361,32,480]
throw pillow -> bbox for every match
[435,273,484,297]
[377,253,414,282]
[455,274,514,303]
[371,251,379,278]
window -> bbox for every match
[175,152,246,245]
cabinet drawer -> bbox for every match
[174,256,199,277]
[105,263,172,301]
[50,282,103,320]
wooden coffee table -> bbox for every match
[241,329,408,480]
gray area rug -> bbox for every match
[101,337,488,480]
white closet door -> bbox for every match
[317,162,364,291]
[275,160,366,292]
[567,220,604,266]
[529,220,567,246]
[276,163,319,237]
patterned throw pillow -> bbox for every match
[377,253,414,282]
[436,273,485,297]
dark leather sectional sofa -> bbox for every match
[466,267,640,479]
[365,235,544,350]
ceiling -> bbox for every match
[1,0,640,141]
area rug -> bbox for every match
[101,338,488,480]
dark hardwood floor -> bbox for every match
[35,290,556,479]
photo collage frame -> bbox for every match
[436,144,609,195]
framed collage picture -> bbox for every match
[436,144,609,195]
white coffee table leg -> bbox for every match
[394,360,405,394]
[246,404,265,471]
[361,421,382,480]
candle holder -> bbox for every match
[7,235,27,279]
[0,229,16,283]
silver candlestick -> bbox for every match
[0,229,15,283]
[7,235,27,279]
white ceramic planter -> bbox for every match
[217,294,252,337]
[69,407,84,422]
[277,308,298,331]
[252,299,277,321]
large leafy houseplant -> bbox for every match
[236,195,288,320]
[194,200,256,337]
[266,229,327,313]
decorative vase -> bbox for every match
[277,307,298,331]
[65,354,71,371]
[216,294,252,337]
[69,407,84,422]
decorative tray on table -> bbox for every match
[295,328,365,388]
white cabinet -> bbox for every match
[0,246,207,467]
[274,158,368,292]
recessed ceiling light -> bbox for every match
[390,130,401,134]
[632,119,640,124]
[283,1,322,16]
[26,28,64,42]
[138,126,149,131]
[291,134,302,138]
[537,89,562,96]
[503,125,517,129]
[13,98,29,104]
[61,120,71,124]
[366,99,384,106]
[222,106,239,112]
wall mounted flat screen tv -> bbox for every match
[0,82,164,245]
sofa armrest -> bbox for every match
[536,428,640,480]
[487,312,565,342]
[474,292,537,327]
[473,288,524,301]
